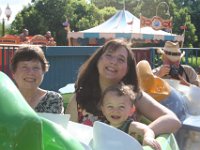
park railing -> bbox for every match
[0,44,19,78]
[182,48,200,72]
[0,44,200,91]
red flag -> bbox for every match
[127,17,134,25]
[180,26,187,30]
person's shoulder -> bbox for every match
[43,91,64,113]
[180,64,188,67]
[19,33,24,38]
[181,64,196,72]
[135,91,157,104]
[46,91,63,99]
[181,64,194,69]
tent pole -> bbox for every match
[67,26,72,46]
[180,21,186,48]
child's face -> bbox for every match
[101,91,132,128]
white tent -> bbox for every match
[68,10,184,45]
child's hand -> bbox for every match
[143,137,161,150]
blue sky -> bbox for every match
[0,0,32,24]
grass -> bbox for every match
[187,57,200,66]
[182,56,200,73]
[61,93,73,111]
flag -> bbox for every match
[63,18,69,27]
[127,17,134,25]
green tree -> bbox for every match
[133,0,196,47]
[175,0,200,47]
[34,0,68,45]
[65,0,102,31]
[90,0,139,12]
[10,0,66,45]
[9,0,198,47]
[10,0,108,45]
[173,7,197,47]
[10,5,43,35]
[99,7,117,21]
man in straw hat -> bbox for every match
[153,41,200,86]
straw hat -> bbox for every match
[158,41,185,62]
[137,60,171,101]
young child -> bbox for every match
[99,83,161,150]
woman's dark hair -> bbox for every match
[76,39,139,115]
[11,46,49,73]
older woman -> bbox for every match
[66,39,181,136]
[11,46,64,113]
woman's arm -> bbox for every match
[135,92,181,136]
[65,94,78,122]
[129,121,155,139]
[129,122,161,150]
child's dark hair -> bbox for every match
[99,83,136,108]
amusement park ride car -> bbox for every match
[2,69,200,149]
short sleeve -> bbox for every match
[35,91,64,114]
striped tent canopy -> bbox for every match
[68,10,184,45]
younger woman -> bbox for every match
[66,39,181,135]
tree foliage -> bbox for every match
[65,0,101,31]
[91,0,138,12]
[8,0,200,47]
[10,0,116,45]
[10,0,68,45]
[174,0,200,47]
